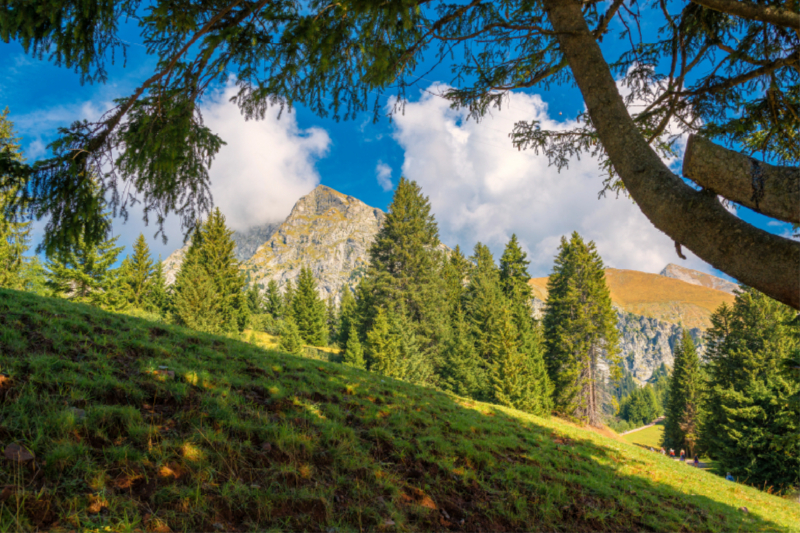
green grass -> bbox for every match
[623,422,665,450]
[0,289,798,532]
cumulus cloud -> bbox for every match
[375,161,393,191]
[390,84,711,277]
[201,84,330,231]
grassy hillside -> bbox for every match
[0,290,796,532]
[529,268,735,329]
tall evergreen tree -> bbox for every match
[246,284,263,315]
[279,315,304,356]
[325,295,338,344]
[282,279,295,311]
[543,232,620,426]
[291,267,327,346]
[265,279,283,318]
[499,234,531,298]
[336,287,358,350]
[362,177,449,373]
[46,231,125,309]
[120,233,155,309]
[442,244,471,314]
[172,259,224,333]
[492,306,541,413]
[663,330,703,454]
[700,288,799,490]
[342,324,366,369]
[147,259,169,316]
[173,209,249,333]
[0,109,31,290]
[366,307,402,378]
[440,307,485,399]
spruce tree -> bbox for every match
[700,288,799,490]
[326,295,338,344]
[342,324,366,369]
[663,330,703,454]
[246,284,263,314]
[366,307,403,378]
[362,177,449,374]
[499,234,531,298]
[279,315,305,356]
[291,267,327,346]
[147,259,169,316]
[337,287,358,350]
[282,279,295,311]
[442,245,471,313]
[46,231,125,309]
[265,279,283,318]
[491,306,539,413]
[120,233,155,309]
[0,109,31,290]
[440,308,485,399]
[172,259,224,333]
[173,209,249,333]
[543,232,619,426]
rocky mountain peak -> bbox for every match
[659,263,738,294]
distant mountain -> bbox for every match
[243,185,385,299]
[528,269,735,382]
[659,263,738,294]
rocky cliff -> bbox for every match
[242,186,385,299]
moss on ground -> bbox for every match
[0,289,797,532]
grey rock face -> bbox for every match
[232,222,282,261]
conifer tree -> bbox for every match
[120,233,155,309]
[362,177,449,373]
[499,234,531,298]
[337,287,358,350]
[147,259,169,315]
[246,284,263,314]
[173,209,249,333]
[46,231,125,309]
[326,295,338,344]
[700,288,799,489]
[663,330,703,454]
[265,279,283,318]
[0,109,31,290]
[442,245,471,313]
[291,266,327,346]
[440,308,485,399]
[342,324,366,369]
[172,259,223,333]
[543,232,619,426]
[366,307,403,378]
[279,315,305,356]
[492,306,540,413]
[282,279,295,311]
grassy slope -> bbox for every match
[0,290,796,533]
[623,424,665,450]
[529,269,735,329]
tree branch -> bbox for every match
[683,134,800,224]
[542,0,800,309]
[689,0,800,31]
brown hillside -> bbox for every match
[528,268,735,330]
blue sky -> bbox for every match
[0,14,791,279]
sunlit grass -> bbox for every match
[0,289,796,532]
[623,422,664,449]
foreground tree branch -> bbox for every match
[542,0,800,309]
[683,135,800,224]
[689,0,800,31]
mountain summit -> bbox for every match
[243,185,385,299]
[659,263,738,294]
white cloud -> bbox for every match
[390,84,711,277]
[200,84,330,231]
[375,161,393,191]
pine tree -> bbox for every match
[46,231,125,309]
[120,233,155,309]
[279,315,305,356]
[291,266,327,346]
[442,245,471,313]
[700,287,799,490]
[342,324,366,369]
[491,306,538,413]
[172,259,223,333]
[337,287,358,350]
[0,109,31,290]
[246,284,263,314]
[499,234,531,298]
[543,232,619,426]
[326,295,338,344]
[173,209,249,333]
[362,177,449,374]
[282,279,295,311]
[663,330,703,454]
[265,279,283,318]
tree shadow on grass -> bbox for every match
[0,289,795,532]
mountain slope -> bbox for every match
[529,268,735,330]
[0,289,796,532]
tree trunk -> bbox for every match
[683,135,800,225]
[541,0,800,310]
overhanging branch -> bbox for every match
[683,135,800,224]
[689,0,800,31]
